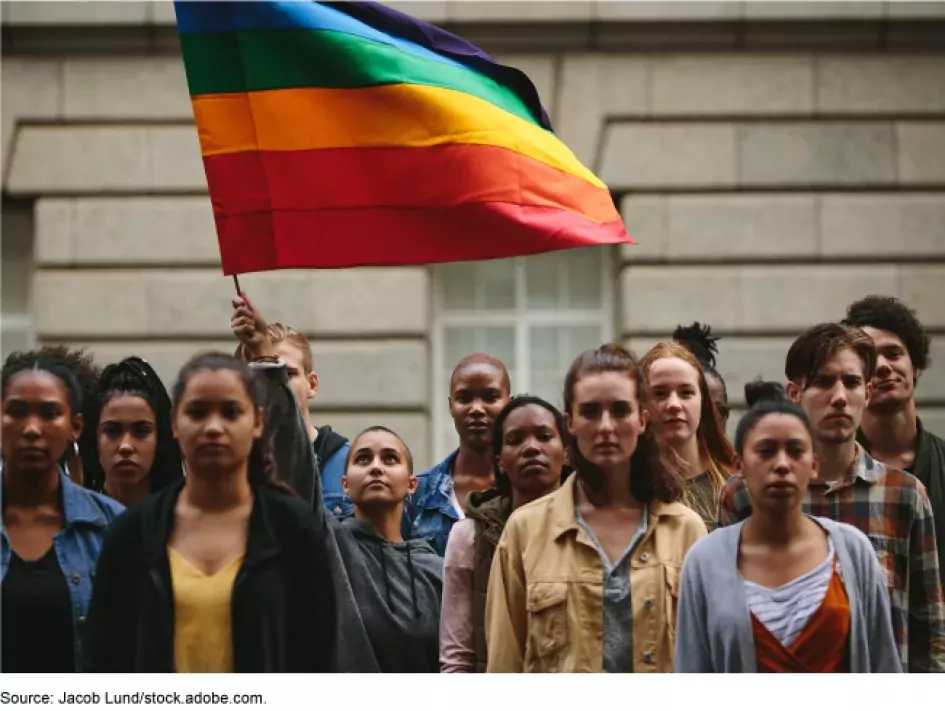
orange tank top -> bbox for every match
[751,564,850,673]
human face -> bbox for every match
[738,413,818,514]
[172,370,263,477]
[861,326,917,414]
[343,430,416,510]
[274,341,318,412]
[647,357,702,449]
[449,363,509,453]
[98,394,157,488]
[567,371,648,470]
[788,348,870,447]
[497,404,565,502]
[2,370,81,478]
[706,374,729,425]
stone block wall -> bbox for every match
[3,2,945,462]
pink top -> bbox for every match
[439,518,476,672]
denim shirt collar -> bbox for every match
[60,472,111,529]
[415,449,459,513]
[0,471,110,537]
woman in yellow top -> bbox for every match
[83,353,336,672]
[485,344,707,673]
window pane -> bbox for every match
[530,371,564,408]
[525,252,560,309]
[479,259,516,310]
[562,325,603,356]
[438,263,477,311]
[565,247,604,309]
[443,326,515,371]
[529,326,559,369]
[528,325,602,405]
[481,327,516,369]
[443,327,477,369]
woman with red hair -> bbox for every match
[641,342,736,531]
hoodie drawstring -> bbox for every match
[377,541,394,610]
[407,546,419,618]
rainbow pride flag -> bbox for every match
[174,1,631,274]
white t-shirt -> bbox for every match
[743,540,836,647]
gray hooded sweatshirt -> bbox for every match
[674,516,901,673]
[253,362,442,673]
[334,518,442,673]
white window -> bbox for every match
[431,247,614,463]
[1,204,35,361]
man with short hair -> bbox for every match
[718,322,945,672]
[231,295,351,518]
[844,295,945,589]
[404,354,511,556]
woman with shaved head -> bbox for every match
[405,353,512,556]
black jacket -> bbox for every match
[82,480,335,672]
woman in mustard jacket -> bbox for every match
[485,344,707,673]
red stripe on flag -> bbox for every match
[212,203,632,274]
[202,144,619,225]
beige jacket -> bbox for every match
[485,474,707,673]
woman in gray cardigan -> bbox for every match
[675,397,900,673]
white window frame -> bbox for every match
[430,248,615,464]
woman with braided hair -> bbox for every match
[674,322,729,426]
[80,357,183,507]
[83,353,337,672]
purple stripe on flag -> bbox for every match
[324,1,553,130]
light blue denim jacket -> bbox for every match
[0,471,124,670]
[402,449,460,556]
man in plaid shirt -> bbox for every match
[718,323,945,672]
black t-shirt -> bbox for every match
[1,546,75,672]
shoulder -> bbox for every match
[260,485,317,519]
[720,474,748,497]
[820,518,883,583]
[505,488,558,530]
[683,523,741,570]
[407,540,444,566]
[819,517,873,555]
[97,494,157,561]
[412,453,455,500]
[872,466,932,509]
[447,518,476,547]
[658,501,705,528]
[654,500,709,547]
[257,486,325,539]
[84,489,126,522]
[321,441,350,469]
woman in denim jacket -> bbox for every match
[1,351,124,672]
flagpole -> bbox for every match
[232,274,242,296]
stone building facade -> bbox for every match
[2,1,944,468]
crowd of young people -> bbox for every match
[2,293,943,673]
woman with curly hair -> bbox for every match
[80,357,183,507]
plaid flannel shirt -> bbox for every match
[718,444,945,672]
